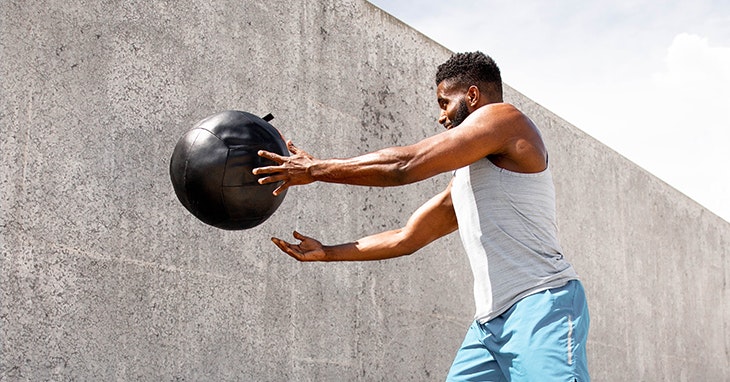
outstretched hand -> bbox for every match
[271,231,327,262]
[253,140,317,196]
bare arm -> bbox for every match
[254,103,539,195]
[271,182,458,261]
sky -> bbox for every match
[368,0,730,223]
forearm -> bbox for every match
[256,134,457,193]
[310,148,417,187]
[322,229,415,261]
[271,183,457,262]
[322,183,456,261]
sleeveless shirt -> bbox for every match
[451,157,579,323]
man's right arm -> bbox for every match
[271,181,458,262]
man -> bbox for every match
[253,52,590,381]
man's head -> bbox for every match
[435,52,502,129]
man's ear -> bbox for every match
[467,85,480,108]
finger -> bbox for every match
[258,150,286,163]
[271,237,290,253]
[271,237,287,248]
[271,237,303,260]
[272,183,289,196]
[293,230,307,241]
[286,140,298,154]
[256,173,287,185]
[252,165,283,175]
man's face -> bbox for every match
[436,81,470,130]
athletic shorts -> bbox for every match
[446,280,590,381]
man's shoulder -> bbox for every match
[473,103,533,132]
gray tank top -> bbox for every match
[451,157,578,323]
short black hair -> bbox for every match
[435,52,502,99]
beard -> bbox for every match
[452,98,470,127]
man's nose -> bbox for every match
[438,111,447,125]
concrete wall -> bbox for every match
[511,95,730,380]
[1,0,727,381]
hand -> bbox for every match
[253,140,317,196]
[271,231,327,261]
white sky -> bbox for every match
[368,0,730,223]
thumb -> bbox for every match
[287,140,299,154]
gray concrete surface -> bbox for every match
[1,0,727,380]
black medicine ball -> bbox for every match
[169,110,288,230]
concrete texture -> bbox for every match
[1,0,727,380]
[510,94,730,380]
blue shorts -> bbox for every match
[446,280,590,381]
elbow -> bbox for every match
[390,159,423,186]
[389,165,411,186]
[392,229,421,257]
[377,148,423,186]
[393,246,417,258]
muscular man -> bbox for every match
[254,52,590,381]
